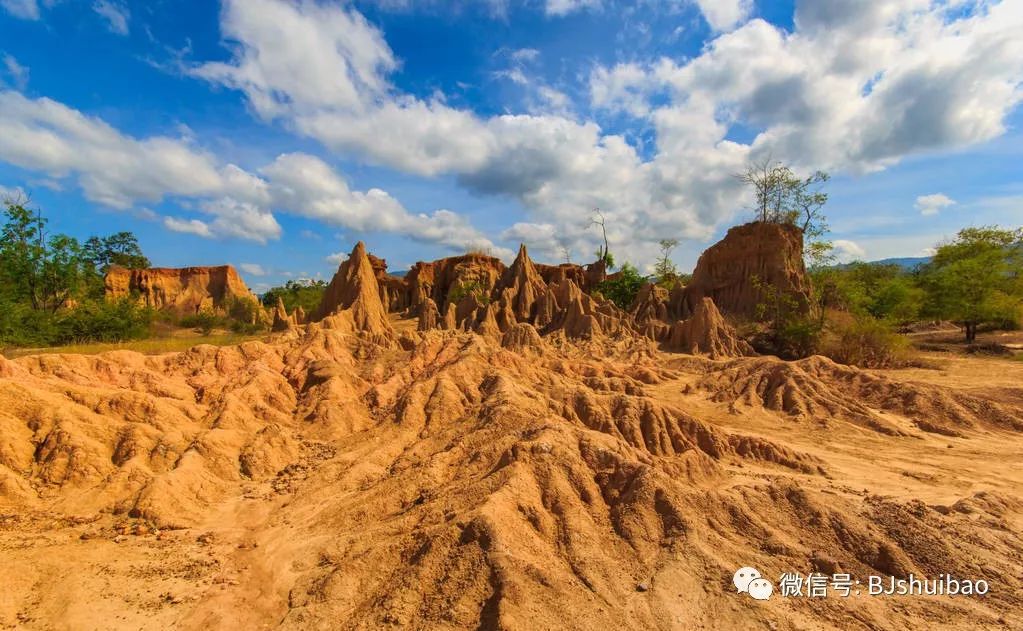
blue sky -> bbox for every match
[0,0,1020,292]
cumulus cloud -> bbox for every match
[239,263,267,276]
[693,0,753,31]
[263,152,511,256]
[832,239,866,262]
[915,193,956,216]
[0,90,249,208]
[325,251,347,264]
[190,0,396,121]
[92,0,130,35]
[163,217,213,238]
[0,90,500,252]
[187,0,1023,267]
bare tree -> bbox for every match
[590,208,613,268]
[556,237,572,264]
[736,157,800,223]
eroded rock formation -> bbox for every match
[313,242,394,339]
[104,265,258,315]
[680,221,811,319]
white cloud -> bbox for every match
[189,0,1023,267]
[198,197,282,244]
[0,90,503,251]
[915,192,956,216]
[0,0,39,20]
[6,0,1022,269]
[0,90,247,208]
[262,152,511,256]
[589,62,654,117]
[325,251,347,265]
[163,217,212,238]
[510,48,540,63]
[189,0,396,121]
[693,0,753,32]
[92,0,130,36]
[544,0,600,17]
[239,263,267,276]
[2,54,29,90]
[832,239,866,262]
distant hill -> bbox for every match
[868,256,931,269]
[832,256,931,271]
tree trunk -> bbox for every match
[965,321,977,344]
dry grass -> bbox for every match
[4,333,267,359]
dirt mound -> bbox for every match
[105,265,258,315]
[501,322,543,351]
[313,242,394,339]
[680,221,812,319]
[2,319,1023,629]
[696,354,1023,435]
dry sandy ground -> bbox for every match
[1,319,1022,630]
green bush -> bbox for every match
[752,275,822,358]
[594,263,645,309]
[180,309,220,336]
[448,280,490,306]
[822,316,908,368]
[0,298,153,348]
[261,280,327,314]
[54,298,154,344]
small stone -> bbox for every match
[113,534,128,543]
[636,581,650,592]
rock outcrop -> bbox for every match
[494,244,547,323]
[680,221,811,319]
[403,254,506,315]
[271,297,295,332]
[311,237,762,358]
[666,297,752,359]
[314,242,394,338]
[104,265,258,315]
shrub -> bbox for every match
[448,280,490,305]
[180,309,220,336]
[225,296,267,334]
[752,275,822,359]
[0,298,153,348]
[822,316,908,368]
[261,280,327,314]
[595,263,645,309]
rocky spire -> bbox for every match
[314,242,394,337]
[495,244,547,323]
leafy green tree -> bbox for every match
[737,159,832,269]
[595,263,645,309]
[919,226,1023,342]
[261,279,328,314]
[653,239,680,288]
[0,199,47,309]
[0,198,153,347]
[83,232,150,273]
[825,262,924,326]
